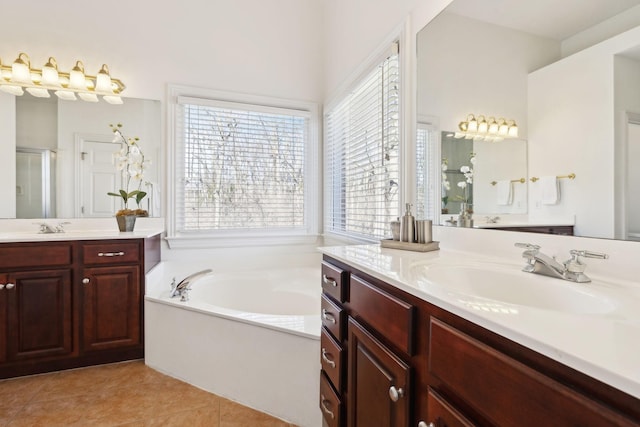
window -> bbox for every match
[325,44,400,240]
[416,124,438,221]
[170,89,318,241]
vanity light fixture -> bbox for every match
[0,53,125,104]
[456,114,518,141]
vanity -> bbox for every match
[318,240,640,426]
[0,229,161,379]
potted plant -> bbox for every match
[107,123,150,231]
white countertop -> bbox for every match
[0,218,164,243]
[319,244,640,399]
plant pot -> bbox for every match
[116,214,137,232]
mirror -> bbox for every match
[0,93,161,219]
[416,0,640,240]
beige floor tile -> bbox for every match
[220,398,289,427]
[2,362,284,427]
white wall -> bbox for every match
[0,0,324,103]
[416,12,560,135]
[528,25,640,238]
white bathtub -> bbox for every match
[144,262,322,427]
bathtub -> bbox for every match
[144,262,322,427]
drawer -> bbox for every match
[321,327,344,392]
[82,241,141,265]
[429,318,637,427]
[321,294,344,342]
[0,243,73,269]
[426,388,474,427]
[320,371,342,427]
[321,261,347,303]
[349,275,415,355]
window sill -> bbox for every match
[165,233,321,249]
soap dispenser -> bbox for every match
[400,203,415,243]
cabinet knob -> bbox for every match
[5,283,15,290]
[418,422,435,427]
[389,385,404,402]
[82,278,90,284]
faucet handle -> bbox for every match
[564,250,608,275]
[515,243,541,251]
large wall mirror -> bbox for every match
[0,93,161,219]
[416,0,640,241]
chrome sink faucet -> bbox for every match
[34,221,70,234]
[515,243,608,283]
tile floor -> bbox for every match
[0,360,296,426]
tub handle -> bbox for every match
[320,395,335,419]
[321,348,336,368]
[322,274,337,287]
[321,309,336,324]
[98,251,125,257]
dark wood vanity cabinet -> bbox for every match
[0,235,161,379]
[321,255,640,427]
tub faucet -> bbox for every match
[515,243,608,283]
[170,269,213,301]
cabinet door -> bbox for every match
[6,269,74,361]
[82,265,141,352]
[348,317,411,427]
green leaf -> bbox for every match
[134,191,147,204]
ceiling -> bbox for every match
[447,0,640,41]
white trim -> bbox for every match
[166,84,320,247]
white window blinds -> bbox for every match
[325,47,400,240]
[174,96,310,233]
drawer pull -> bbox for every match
[321,309,336,324]
[389,385,404,402]
[82,278,90,284]
[5,283,15,290]
[321,348,336,368]
[320,395,335,419]
[98,251,125,257]
[0,284,4,290]
[322,274,337,287]
[418,422,435,427]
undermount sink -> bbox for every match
[420,265,617,314]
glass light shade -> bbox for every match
[11,55,31,84]
[508,125,518,137]
[41,58,60,86]
[498,123,509,135]
[54,90,77,101]
[78,92,99,102]
[0,85,24,95]
[69,61,86,90]
[488,118,499,134]
[458,121,468,132]
[103,95,123,105]
[478,117,488,133]
[467,118,478,132]
[26,87,51,98]
[95,65,113,93]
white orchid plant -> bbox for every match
[107,123,150,216]
[455,153,476,206]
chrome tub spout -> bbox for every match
[170,269,213,300]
